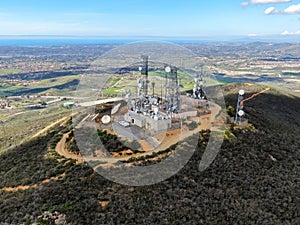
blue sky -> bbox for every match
[0,0,299,37]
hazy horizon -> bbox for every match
[0,34,299,45]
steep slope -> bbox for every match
[0,83,299,224]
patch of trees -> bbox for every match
[65,130,80,155]
[97,130,142,154]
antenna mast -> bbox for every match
[141,55,149,96]
[235,89,245,124]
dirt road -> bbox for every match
[29,115,71,140]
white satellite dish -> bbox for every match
[111,103,121,115]
[239,89,245,96]
[238,110,245,117]
[101,115,111,124]
[165,66,171,73]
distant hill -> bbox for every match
[222,83,300,127]
[0,83,299,224]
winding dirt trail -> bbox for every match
[0,173,66,192]
[55,132,119,165]
[55,132,84,163]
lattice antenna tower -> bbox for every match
[164,65,181,113]
[141,55,149,96]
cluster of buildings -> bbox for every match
[123,56,207,135]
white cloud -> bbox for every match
[281,30,290,35]
[281,30,300,35]
[283,4,300,14]
[241,2,250,6]
[242,0,291,6]
[247,33,258,36]
[265,6,281,14]
[265,4,300,15]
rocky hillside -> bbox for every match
[0,83,299,224]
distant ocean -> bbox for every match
[0,36,299,47]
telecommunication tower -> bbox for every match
[165,66,181,113]
[235,89,245,124]
[140,55,149,96]
[193,68,206,100]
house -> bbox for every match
[124,111,146,128]
[124,110,171,135]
